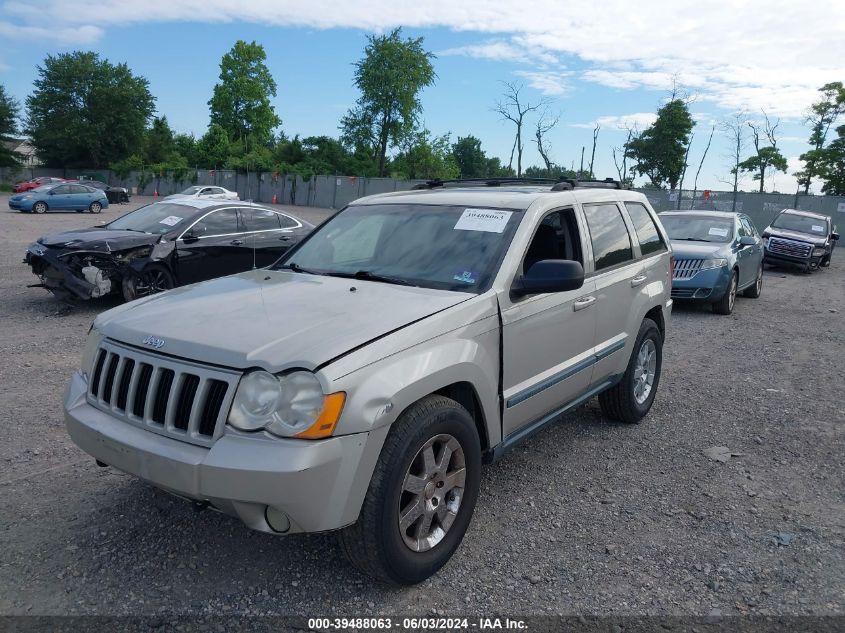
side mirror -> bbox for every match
[831,233,840,241]
[739,235,756,246]
[181,230,200,244]
[511,260,585,297]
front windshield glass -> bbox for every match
[180,186,203,195]
[771,213,828,236]
[32,185,56,193]
[107,203,194,234]
[660,215,735,243]
[276,204,522,292]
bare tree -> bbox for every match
[676,133,694,209]
[719,112,748,212]
[534,110,560,172]
[690,124,715,206]
[742,111,785,193]
[493,82,549,177]
[611,126,635,184]
[588,124,600,177]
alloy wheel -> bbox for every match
[633,338,657,405]
[133,270,172,297]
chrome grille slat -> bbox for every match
[768,237,811,258]
[86,340,239,448]
[672,258,703,280]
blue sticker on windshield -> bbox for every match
[453,271,477,284]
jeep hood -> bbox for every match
[94,269,473,371]
[765,227,827,246]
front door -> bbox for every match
[175,208,251,284]
[500,209,597,439]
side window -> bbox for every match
[52,185,71,195]
[741,217,758,237]
[70,185,89,194]
[242,208,281,231]
[276,213,298,229]
[737,218,749,237]
[582,203,634,271]
[199,188,213,196]
[523,209,583,272]
[624,202,666,256]
[190,208,239,237]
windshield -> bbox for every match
[107,203,194,234]
[32,184,56,193]
[771,213,828,236]
[180,186,203,195]
[660,215,734,243]
[275,204,522,292]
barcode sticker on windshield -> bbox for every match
[454,209,512,233]
[811,224,824,232]
[708,227,728,237]
[159,216,182,226]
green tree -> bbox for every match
[341,28,436,177]
[626,98,694,189]
[452,135,488,178]
[209,40,280,147]
[736,115,787,192]
[197,123,230,169]
[25,51,154,168]
[816,124,845,195]
[173,133,200,167]
[391,129,458,180]
[797,82,845,193]
[0,84,20,168]
[144,116,175,164]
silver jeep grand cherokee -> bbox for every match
[66,178,673,585]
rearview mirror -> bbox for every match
[832,233,840,241]
[511,260,585,297]
[739,235,756,246]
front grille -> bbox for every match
[768,237,812,259]
[673,258,704,280]
[87,339,240,447]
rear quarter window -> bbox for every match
[625,202,667,256]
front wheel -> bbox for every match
[32,201,48,214]
[338,395,481,585]
[743,264,763,298]
[121,265,175,302]
[598,318,663,424]
[88,201,102,214]
[712,271,737,314]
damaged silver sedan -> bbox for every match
[23,199,314,303]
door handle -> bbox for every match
[230,239,244,246]
[278,236,291,241]
[573,296,596,311]
[631,274,647,287]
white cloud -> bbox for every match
[571,112,657,130]
[512,70,572,96]
[2,0,844,117]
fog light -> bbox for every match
[265,506,291,533]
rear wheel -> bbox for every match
[88,201,102,214]
[712,271,737,314]
[32,201,48,214]
[338,395,481,585]
[121,265,175,302]
[743,264,763,298]
[598,318,663,424]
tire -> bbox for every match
[820,254,831,268]
[32,201,48,214]
[121,265,175,302]
[712,271,737,315]
[338,395,481,585]
[598,318,663,424]
[743,264,763,298]
[88,201,102,214]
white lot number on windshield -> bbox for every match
[454,208,512,233]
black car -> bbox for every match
[81,180,131,204]
[24,200,314,302]
[762,208,839,272]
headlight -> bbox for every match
[700,258,728,270]
[80,326,104,375]
[228,369,345,439]
[812,247,826,257]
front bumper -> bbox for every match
[9,199,33,211]
[763,248,823,269]
[24,245,98,300]
[64,371,384,533]
[671,266,731,301]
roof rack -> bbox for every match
[411,176,628,191]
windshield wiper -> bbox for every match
[675,237,714,242]
[278,262,322,275]
[324,270,416,287]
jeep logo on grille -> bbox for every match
[142,335,166,349]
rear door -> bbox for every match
[175,207,251,284]
[240,207,304,267]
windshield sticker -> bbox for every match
[453,271,477,284]
[811,224,824,232]
[708,227,729,237]
[159,215,183,226]
[454,208,512,233]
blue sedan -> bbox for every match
[9,182,109,214]
[659,211,764,315]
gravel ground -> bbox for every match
[0,195,843,617]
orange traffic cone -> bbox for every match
[272,193,277,204]
[153,189,159,197]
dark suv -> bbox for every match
[762,209,838,271]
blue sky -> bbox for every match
[2,0,844,192]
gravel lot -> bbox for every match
[0,194,843,617]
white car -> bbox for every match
[163,186,239,201]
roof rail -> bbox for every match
[551,177,627,191]
[411,177,563,190]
